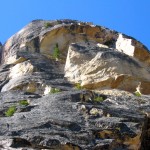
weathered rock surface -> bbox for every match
[0,90,150,150]
[0,19,150,150]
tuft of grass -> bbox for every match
[134,91,142,97]
[53,43,60,60]
[44,22,53,28]
[50,88,61,94]
[75,83,83,90]
[5,106,16,117]
[19,100,29,106]
[94,96,104,103]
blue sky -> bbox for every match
[0,0,150,50]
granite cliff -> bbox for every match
[0,19,150,150]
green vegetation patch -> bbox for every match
[75,83,83,90]
[53,43,60,60]
[5,106,17,117]
[134,91,142,97]
[50,88,61,94]
[94,96,104,103]
[44,22,53,28]
[19,100,29,106]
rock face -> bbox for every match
[0,19,150,150]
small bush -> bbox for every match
[5,106,16,117]
[94,96,104,103]
[57,20,62,24]
[50,88,61,94]
[53,43,60,60]
[134,91,141,97]
[75,83,83,90]
[44,22,53,28]
[19,100,29,106]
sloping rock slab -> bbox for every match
[0,90,149,149]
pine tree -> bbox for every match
[53,43,60,60]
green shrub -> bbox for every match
[94,96,104,102]
[50,88,61,94]
[5,106,16,117]
[134,91,141,97]
[19,100,29,106]
[53,43,60,60]
[75,83,83,90]
[44,22,53,28]
[57,20,62,24]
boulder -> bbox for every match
[65,42,150,94]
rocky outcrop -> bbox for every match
[65,42,150,94]
[0,19,150,150]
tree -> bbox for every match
[53,43,60,60]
